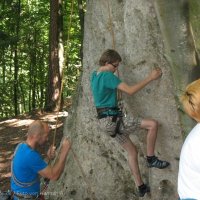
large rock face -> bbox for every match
[47,0,197,199]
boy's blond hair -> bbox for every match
[181,79,200,121]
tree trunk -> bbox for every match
[31,29,37,111]
[13,0,21,116]
[78,0,85,63]
[39,45,46,109]
[46,0,62,112]
[58,0,64,110]
[2,48,5,85]
[29,62,33,112]
[47,0,198,199]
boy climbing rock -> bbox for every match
[90,49,170,197]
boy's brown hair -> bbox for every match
[181,79,200,121]
[99,49,122,66]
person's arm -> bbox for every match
[38,138,71,181]
[118,67,162,95]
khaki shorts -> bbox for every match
[98,115,142,144]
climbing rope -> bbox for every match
[105,0,124,110]
[106,0,116,50]
[44,1,96,200]
[46,1,128,198]
[52,0,75,148]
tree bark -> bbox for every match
[29,29,37,111]
[47,0,197,199]
[58,0,64,110]
[46,0,62,112]
[13,0,21,116]
[78,0,85,63]
[39,44,46,109]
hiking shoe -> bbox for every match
[147,156,170,169]
[138,184,150,197]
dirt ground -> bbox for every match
[0,111,67,191]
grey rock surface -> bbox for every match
[47,0,197,199]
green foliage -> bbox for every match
[0,0,85,118]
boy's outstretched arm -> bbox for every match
[118,67,162,95]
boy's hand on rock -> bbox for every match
[149,67,162,80]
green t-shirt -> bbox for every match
[90,71,122,108]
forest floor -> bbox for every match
[0,110,68,191]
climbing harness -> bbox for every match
[97,107,124,138]
[96,107,119,118]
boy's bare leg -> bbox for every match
[140,118,170,169]
[140,119,158,156]
[121,137,143,186]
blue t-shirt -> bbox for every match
[11,143,47,196]
[90,71,122,108]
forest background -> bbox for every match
[0,0,85,118]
